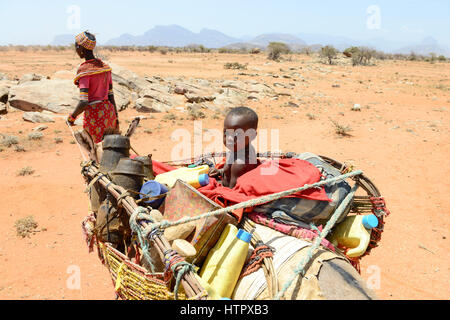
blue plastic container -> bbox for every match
[139,180,168,209]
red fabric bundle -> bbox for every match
[198,158,330,206]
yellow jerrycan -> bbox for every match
[155,165,210,189]
[328,214,378,258]
[199,224,251,299]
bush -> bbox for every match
[438,55,447,62]
[343,46,359,58]
[1,135,19,147]
[320,46,339,65]
[28,132,43,141]
[351,47,376,66]
[301,46,312,56]
[267,42,291,61]
[224,62,247,70]
[330,118,352,137]
[17,166,34,176]
[14,215,38,238]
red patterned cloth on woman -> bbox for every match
[83,100,117,143]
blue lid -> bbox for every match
[198,174,210,187]
[236,229,252,243]
[139,180,168,208]
[362,214,378,229]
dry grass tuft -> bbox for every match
[14,216,38,238]
[17,166,35,176]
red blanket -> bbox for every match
[152,158,330,207]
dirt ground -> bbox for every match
[0,50,449,300]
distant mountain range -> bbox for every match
[51,25,450,57]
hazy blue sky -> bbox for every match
[0,0,448,46]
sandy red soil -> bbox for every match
[0,50,449,300]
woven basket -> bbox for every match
[99,242,208,300]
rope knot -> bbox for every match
[163,249,194,300]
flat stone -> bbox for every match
[32,125,48,132]
[18,73,45,84]
[135,98,170,113]
[9,79,78,114]
[23,112,55,123]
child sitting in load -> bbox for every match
[209,107,260,188]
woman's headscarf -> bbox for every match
[75,31,96,51]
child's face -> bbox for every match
[223,115,257,152]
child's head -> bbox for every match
[223,106,258,151]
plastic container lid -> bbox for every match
[198,174,210,187]
[362,214,379,229]
[236,229,252,243]
[139,180,168,209]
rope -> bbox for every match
[146,170,363,232]
[274,183,359,300]
[130,207,196,299]
[239,242,274,279]
[162,151,295,166]
[163,249,195,300]
[129,207,158,273]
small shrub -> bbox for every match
[14,216,38,238]
[159,48,168,55]
[301,46,312,56]
[351,47,376,66]
[409,51,418,61]
[267,42,291,61]
[438,55,446,62]
[144,128,153,134]
[163,113,177,121]
[330,119,352,137]
[2,135,19,147]
[320,46,339,65]
[54,137,63,144]
[429,53,437,63]
[17,166,34,176]
[343,46,359,58]
[306,113,317,120]
[224,62,247,70]
[14,145,26,152]
[187,108,206,120]
[28,132,43,141]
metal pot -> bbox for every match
[99,135,131,173]
[134,154,155,180]
[111,158,145,198]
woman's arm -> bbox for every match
[108,77,118,117]
[68,88,89,125]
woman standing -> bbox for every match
[67,31,119,143]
